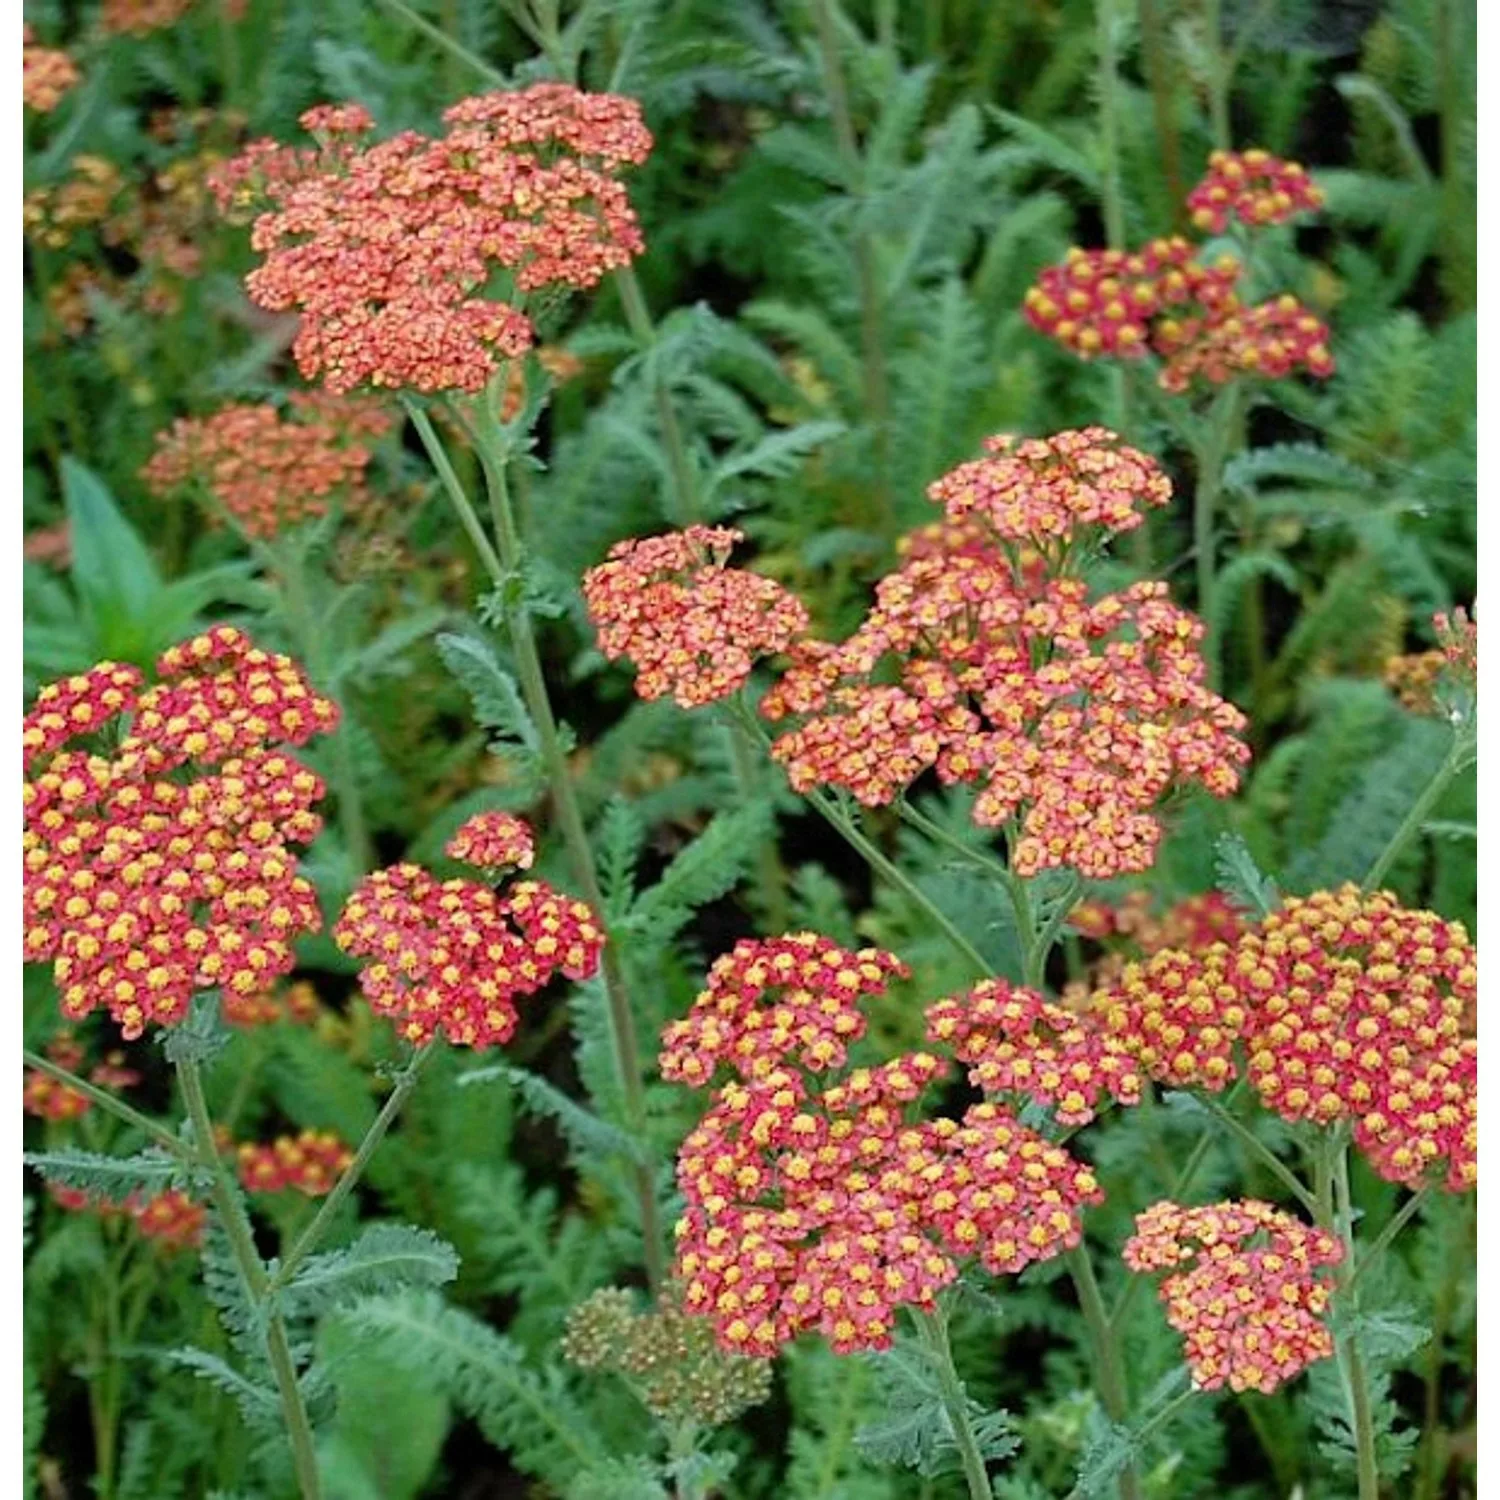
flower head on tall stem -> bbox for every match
[23,628,338,1038]
[1124,1198,1342,1393]
[1186,149,1326,233]
[583,526,810,708]
[237,1130,354,1196]
[212,86,652,394]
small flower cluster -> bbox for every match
[666,933,1102,1355]
[213,88,652,393]
[445,810,535,872]
[142,395,392,539]
[1388,608,1478,715]
[925,978,1144,1125]
[334,827,604,1048]
[762,465,1249,875]
[925,427,1172,549]
[1024,150,1332,392]
[237,1130,352,1196]
[1186,150,1326,234]
[100,0,198,36]
[562,1284,773,1426]
[1090,886,1477,1189]
[584,526,810,708]
[24,156,126,250]
[1068,890,1246,996]
[50,1184,206,1251]
[23,1033,142,1120]
[1123,1199,1342,1393]
[223,979,323,1029]
[23,26,79,113]
[660,933,909,1086]
[23,628,337,1038]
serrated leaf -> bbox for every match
[1213,833,1281,918]
[284,1225,460,1315]
[165,1347,281,1429]
[435,631,540,752]
[23,1148,182,1201]
[459,1063,646,1166]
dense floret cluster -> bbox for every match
[237,1130,353,1196]
[1186,149,1326,233]
[23,26,79,112]
[445,810,536,872]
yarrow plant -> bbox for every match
[22,627,338,1038]
[210,87,652,393]
[237,1130,354,1197]
[22,26,79,114]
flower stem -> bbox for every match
[1345,1182,1433,1295]
[417,397,665,1289]
[1064,1244,1143,1500]
[1137,0,1186,228]
[176,1056,323,1500]
[913,1305,995,1500]
[270,1043,437,1290]
[726,718,791,931]
[614,265,700,526]
[1324,1138,1380,1500]
[23,1050,192,1160]
[1361,726,1473,892]
[1194,381,1244,689]
[1192,1092,1318,1214]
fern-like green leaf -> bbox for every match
[283,1225,460,1315]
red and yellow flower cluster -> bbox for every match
[665,934,1103,1355]
[583,526,809,709]
[223,979,324,1029]
[23,26,79,113]
[237,1129,353,1196]
[24,1033,141,1121]
[1385,607,1478,716]
[23,629,338,1039]
[142,393,393,539]
[1024,150,1333,391]
[1091,885,1476,1190]
[444,809,535,872]
[760,431,1249,877]
[213,87,652,393]
[50,1184,206,1251]
[334,813,604,1048]
[1124,1199,1342,1393]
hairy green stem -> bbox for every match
[914,1306,994,1500]
[1346,1182,1432,1295]
[1193,1093,1317,1213]
[1095,0,1127,252]
[1325,1140,1380,1500]
[1194,382,1244,689]
[1137,0,1186,226]
[1362,727,1473,892]
[421,396,665,1289]
[726,719,791,931]
[1065,1245,1143,1500]
[271,1044,437,1290]
[810,0,893,533]
[1204,0,1231,149]
[615,266,700,525]
[177,1056,323,1499]
[24,1050,192,1159]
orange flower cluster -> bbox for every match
[1023,150,1333,392]
[100,0,196,36]
[1388,607,1480,715]
[23,1033,143,1121]
[1186,150,1326,234]
[925,427,1172,550]
[142,394,392,539]
[237,1129,352,1196]
[51,1184,206,1250]
[1090,886,1477,1189]
[659,933,910,1087]
[23,27,79,113]
[445,810,535,872]
[213,87,652,393]
[334,839,604,1048]
[674,1056,1101,1355]
[24,156,126,250]
[23,628,338,1039]
[925,979,1144,1125]
[584,526,810,708]
[1123,1199,1342,1393]
[762,458,1249,875]
[223,979,323,1028]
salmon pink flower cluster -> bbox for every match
[1024,151,1333,392]
[23,27,79,113]
[23,629,338,1039]
[212,86,652,393]
[925,978,1144,1126]
[664,933,1103,1355]
[925,427,1172,550]
[51,1184,206,1251]
[1090,885,1477,1189]
[142,394,393,539]
[237,1129,353,1196]
[760,441,1249,875]
[334,834,604,1048]
[583,526,809,708]
[445,810,535,872]
[1186,149,1326,234]
[1124,1199,1342,1393]
[101,0,196,36]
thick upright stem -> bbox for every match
[1324,1142,1380,1500]
[431,404,665,1289]
[1096,0,1127,253]
[1065,1245,1143,1500]
[1194,382,1243,689]
[1204,0,1231,149]
[1362,729,1472,893]
[615,266,700,526]
[271,1044,437,1289]
[23,1050,191,1158]
[811,0,893,532]
[1137,0,1186,226]
[177,1057,322,1499]
[914,1307,994,1500]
